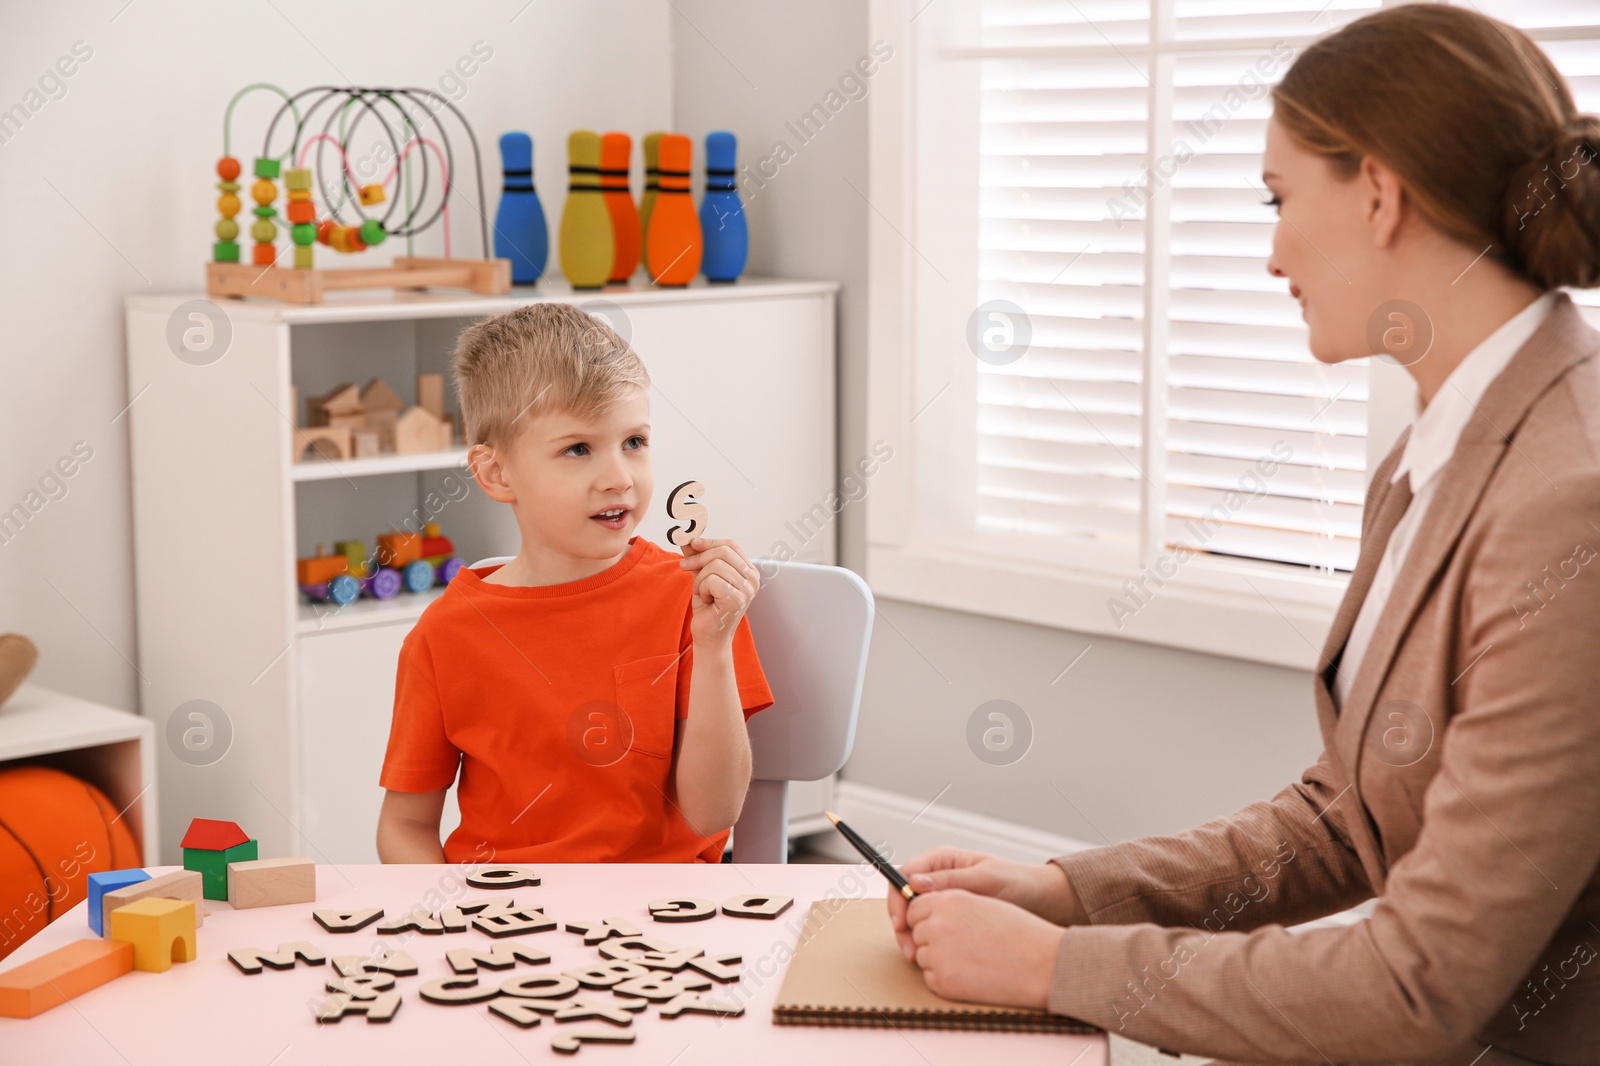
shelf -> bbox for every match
[0,684,150,762]
[292,447,469,482]
[296,584,448,635]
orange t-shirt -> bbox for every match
[379,536,773,863]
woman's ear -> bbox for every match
[1360,154,1409,249]
[469,442,516,504]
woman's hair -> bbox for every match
[1272,4,1600,289]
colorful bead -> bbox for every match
[253,157,280,179]
[252,205,277,218]
[213,241,240,262]
[251,218,278,243]
[293,245,315,269]
[316,219,336,245]
[216,193,240,217]
[286,201,316,224]
[284,168,312,191]
[217,157,241,181]
[216,180,240,194]
[328,225,351,253]
[359,184,386,206]
[358,219,386,246]
[215,218,239,241]
[291,223,317,246]
[251,179,276,206]
[251,242,277,266]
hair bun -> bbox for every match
[1502,114,1600,289]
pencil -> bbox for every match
[826,811,916,901]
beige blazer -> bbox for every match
[1045,292,1600,1066]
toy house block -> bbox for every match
[352,429,380,458]
[86,869,149,936]
[417,372,444,418]
[227,856,316,909]
[307,382,365,430]
[394,406,449,454]
[181,818,258,900]
[109,898,197,973]
[0,938,133,1018]
[101,870,208,936]
[361,378,404,449]
[292,425,351,463]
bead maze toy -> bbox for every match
[207,84,510,304]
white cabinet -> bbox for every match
[125,278,838,864]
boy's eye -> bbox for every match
[1262,194,1282,212]
[624,435,647,450]
[563,442,589,457]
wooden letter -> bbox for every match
[497,973,580,1001]
[473,909,558,938]
[331,948,417,978]
[465,865,541,889]
[325,973,396,998]
[665,481,708,547]
[446,943,551,974]
[315,991,401,1023]
[648,897,717,923]
[312,908,384,934]
[377,909,445,935]
[552,1029,636,1054]
[563,917,643,944]
[550,995,647,1026]
[487,996,545,1028]
[658,991,746,1018]
[228,941,326,975]
[721,893,793,920]
[561,962,651,989]
[418,977,500,1004]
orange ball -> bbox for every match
[216,156,241,181]
[252,242,277,266]
[251,178,276,206]
[216,193,241,218]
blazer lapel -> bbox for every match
[1333,294,1600,812]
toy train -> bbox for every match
[297,523,463,606]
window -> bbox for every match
[864,0,1600,668]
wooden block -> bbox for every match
[108,898,196,973]
[417,372,444,418]
[721,893,793,920]
[103,870,207,935]
[446,943,551,974]
[313,908,384,934]
[292,425,351,463]
[487,996,545,1028]
[561,962,651,989]
[331,948,416,978]
[497,973,579,1001]
[465,865,541,889]
[227,856,316,909]
[552,1029,636,1054]
[658,991,745,1019]
[392,256,511,296]
[549,995,647,1026]
[315,991,401,1023]
[563,917,642,945]
[352,430,380,458]
[394,407,446,454]
[86,869,149,936]
[649,897,716,923]
[418,976,500,1004]
[228,941,326,975]
[0,939,133,1018]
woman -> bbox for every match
[889,6,1600,1064]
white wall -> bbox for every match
[0,1,672,712]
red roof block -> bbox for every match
[180,818,250,851]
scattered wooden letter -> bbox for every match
[564,917,643,945]
[561,962,651,989]
[331,948,418,978]
[612,973,714,1001]
[474,908,558,938]
[497,973,580,1001]
[487,996,545,1028]
[550,995,647,1026]
[721,894,793,920]
[648,897,717,923]
[312,908,384,934]
[325,973,396,998]
[446,943,552,974]
[684,950,743,983]
[376,909,445,935]
[418,977,501,1005]
[466,865,541,889]
[658,991,746,1019]
[315,991,401,1023]
[228,941,326,975]
[552,1029,636,1054]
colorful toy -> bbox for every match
[645,134,703,286]
[207,84,509,303]
[85,870,148,937]
[227,856,316,909]
[639,131,664,249]
[299,523,461,606]
[0,939,132,1018]
[179,818,258,901]
[601,131,641,282]
[494,131,549,284]
[700,131,748,282]
[99,870,208,935]
[560,130,614,288]
[108,897,197,973]
[292,374,456,463]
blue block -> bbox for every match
[87,868,149,936]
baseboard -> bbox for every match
[798,780,1096,865]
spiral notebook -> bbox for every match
[771,898,1099,1033]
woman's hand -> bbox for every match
[887,847,1085,960]
[904,888,1066,1009]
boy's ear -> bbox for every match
[469,443,516,504]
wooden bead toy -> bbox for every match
[108,897,196,973]
[214,156,242,263]
[600,131,640,282]
[249,160,279,267]
[645,133,702,286]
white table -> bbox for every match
[1,863,1107,1065]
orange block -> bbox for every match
[0,938,133,1018]
[377,531,422,568]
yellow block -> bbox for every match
[108,897,197,973]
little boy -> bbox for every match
[375,303,772,864]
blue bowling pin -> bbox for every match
[495,131,549,284]
[699,131,747,282]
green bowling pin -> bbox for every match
[559,130,614,289]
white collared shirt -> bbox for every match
[1333,291,1558,709]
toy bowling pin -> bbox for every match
[639,132,664,251]
[645,134,702,286]
[495,132,550,284]
[559,130,614,289]
[699,131,747,282]
[600,132,641,283]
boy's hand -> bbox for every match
[680,537,760,647]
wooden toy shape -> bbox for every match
[561,962,651,989]
[474,908,558,938]
[360,378,405,448]
[181,817,257,901]
[684,950,743,983]
[487,996,545,1028]
[644,134,703,286]
[648,897,716,923]
[377,531,423,568]
[325,972,395,998]
[550,995,646,1026]
[108,898,197,973]
[377,909,446,935]
[306,383,364,429]
[86,869,149,936]
[227,856,315,909]
[315,991,401,1023]
[419,976,501,1004]
[394,406,450,454]
[564,917,643,945]
[552,1029,636,1054]
[658,990,745,1019]
[101,870,207,935]
[331,948,416,977]
[612,973,714,1001]
[227,941,325,974]
[446,943,550,974]
[292,426,352,462]
[466,865,542,889]
[497,973,580,1000]
[352,429,380,458]
[313,907,384,933]
[722,893,793,919]
[417,372,444,418]
[0,939,133,1018]
[665,481,708,547]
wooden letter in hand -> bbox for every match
[665,480,708,548]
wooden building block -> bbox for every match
[108,898,197,973]
[227,856,316,909]
[292,425,351,463]
[0,939,133,1018]
[352,430,379,458]
[394,407,448,454]
[86,869,149,936]
[101,870,207,935]
[417,372,444,418]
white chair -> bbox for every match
[466,554,874,863]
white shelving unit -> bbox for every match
[125,277,838,865]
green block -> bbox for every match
[184,839,257,899]
[284,168,312,191]
[213,241,241,263]
[253,157,280,179]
